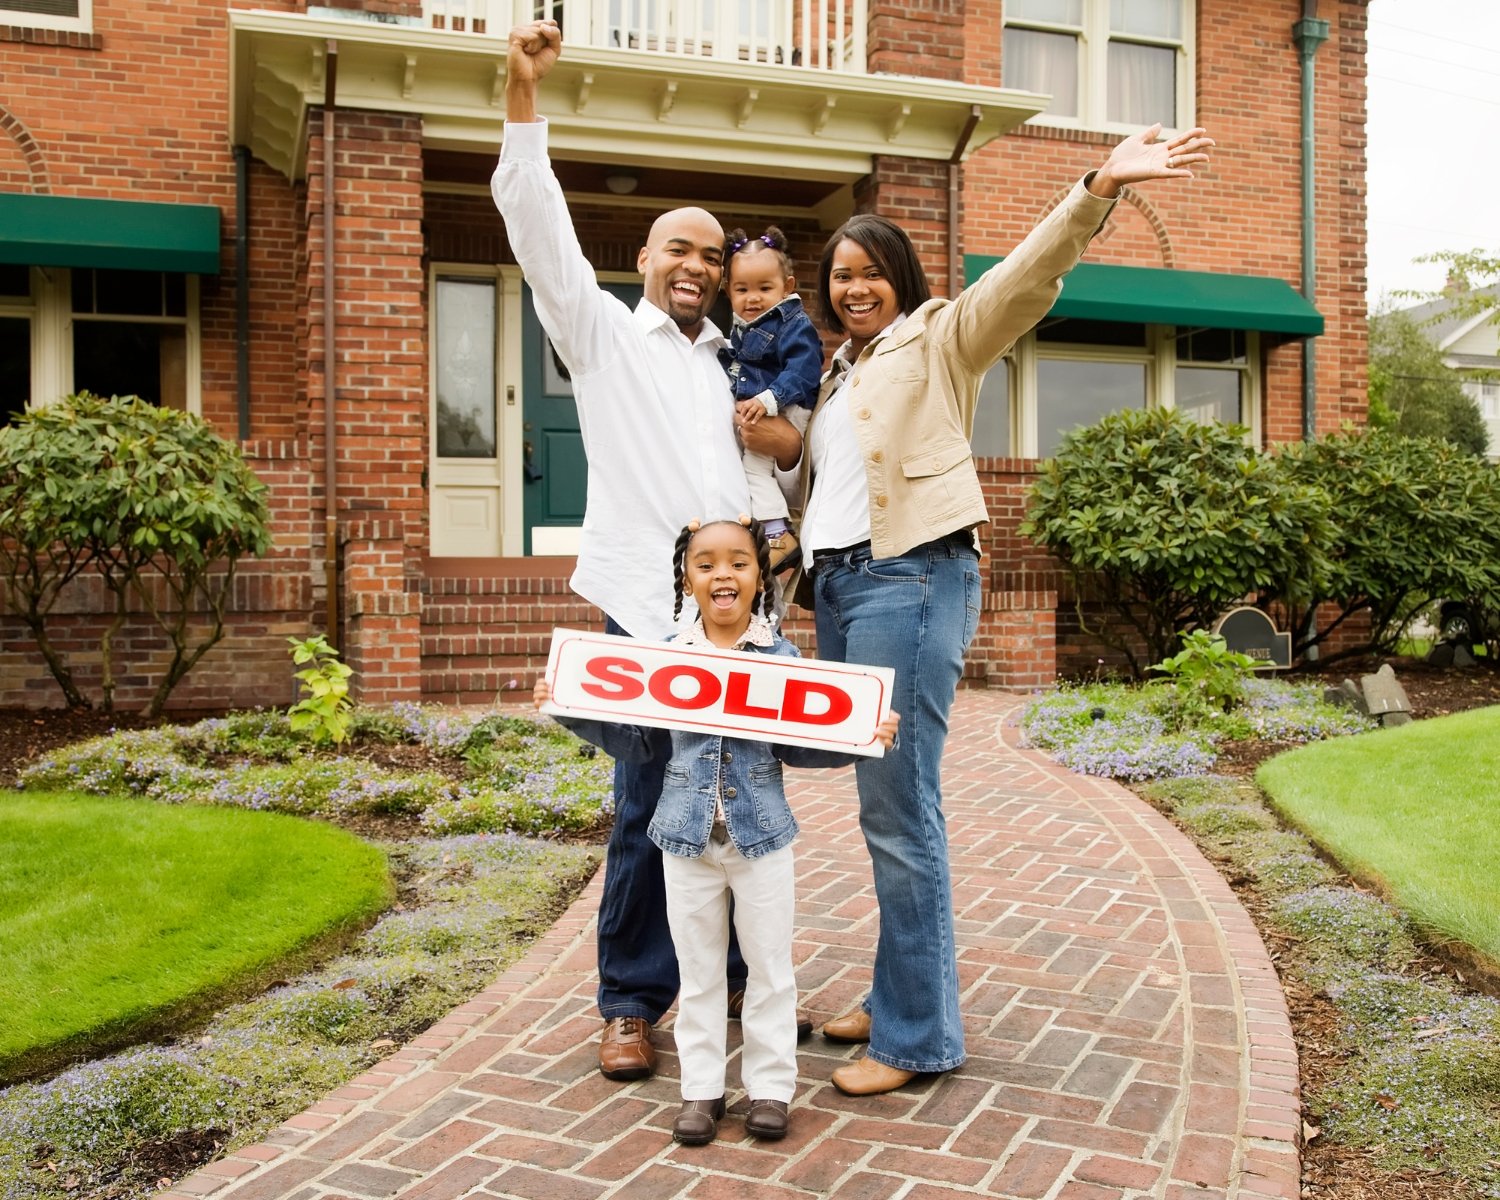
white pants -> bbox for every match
[740,404,810,524]
[663,839,798,1102]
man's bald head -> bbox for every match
[637,206,725,340]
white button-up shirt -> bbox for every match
[491,121,750,640]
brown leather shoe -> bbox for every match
[766,529,800,573]
[727,989,813,1041]
[598,1017,656,1081]
[831,1055,917,1096]
[821,1007,871,1043]
[745,1098,790,1140]
[672,1096,726,1145]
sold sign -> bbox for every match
[540,629,895,758]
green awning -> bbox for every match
[963,255,1323,337]
[0,192,221,274]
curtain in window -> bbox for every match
[1107,39,1174,126]
[1006,27,1080,118]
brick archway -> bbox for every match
[0,105,50,193]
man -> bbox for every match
[492,17,804,1081]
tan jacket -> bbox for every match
[789,176,1116,606]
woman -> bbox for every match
[789,123,1214,1095]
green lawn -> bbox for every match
[1256,705,1500,966]
[0,792,392,1080]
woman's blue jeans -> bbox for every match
[595,616,747,1023]
[812,535,980,1073]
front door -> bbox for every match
[521,279,641,554]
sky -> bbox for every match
[1364,0,1500,310]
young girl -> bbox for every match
[537,517,898,1145]
[719,228,825,572]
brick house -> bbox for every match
[0,0,1368,711]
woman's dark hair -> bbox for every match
[723,225,794,281]
[671,518,776,625]
[816,213,931,336]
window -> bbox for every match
[1175,328,1249,427]
[1464,379,1500,421]
[0,265,33,425]
[977,322,1260,457]
[0,265,200,415]
[1003,0,1192,132]
[0,0,94,34]
[434,277,497,459]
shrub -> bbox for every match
[1022,407,1332,676]
[0,393,272,715]
[287,635,354,746]
[1148,630,1257,728]
[1272,428,1500,661]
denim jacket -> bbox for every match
[554,623,859,860]
[719,295,824,416]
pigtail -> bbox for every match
[743,517,777,621]
[670,522,698,623]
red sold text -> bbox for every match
[581,654,854,726]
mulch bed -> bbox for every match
[4,659,1497,1199]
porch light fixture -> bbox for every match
[604,171,639,195]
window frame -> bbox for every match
[1003,0,1196,135]
[997,323,1261,458]
[4,265,201,414]
[0,0,94,35]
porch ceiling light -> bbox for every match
[604,171,639,195]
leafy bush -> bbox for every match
[1272,428,1500,661]
[287,635,355,746]
[1023,407,1332,676]
[0,393,271,715]
[1149,630,1257,727]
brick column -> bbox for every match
[305,108,427,702]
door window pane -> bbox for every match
[1107,39,1175,126]
[73,321,187,408]
[435,278,497,459]
[1176,366,1241,426]
[1,316,29,424]
[1006,27,1080,118]
[973,359,1011,457]
[1037,358,1146,457]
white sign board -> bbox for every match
[540,629,895,758]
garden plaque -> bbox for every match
[1212,606,1292,670]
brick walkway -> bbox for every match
[164,692,1300,1200]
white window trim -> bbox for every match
[1004,0,1196,136]
[1,0,93,34]
[1006,324,1262,457]
[16,266,201,414]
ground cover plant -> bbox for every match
[0,703,609,1200]
[0,794,390,1082]
[1023,663,1500,1199]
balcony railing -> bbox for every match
[426,0,869,73]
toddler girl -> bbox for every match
[719,228,824,572]
[537,517,897,1144]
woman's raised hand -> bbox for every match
[1088,124,1214,198]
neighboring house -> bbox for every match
[1401,286,1500,461]
[0,0,1370,710]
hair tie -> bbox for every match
[760,234,775,248]
[737,513,752,527]
[687,519,702,532]
[729,237,748,252]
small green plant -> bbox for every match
[1149,630,1257,722]
[288,635,354,746]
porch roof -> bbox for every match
[963,256,1324,337]
[230,10,1051,186]
[0,193,222,275]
